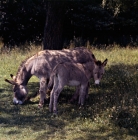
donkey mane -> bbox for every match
[15,60,26,81]
[15,50,48,82]
[15,53,37,81]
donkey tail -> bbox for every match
[47,74,54,90]
[48,69,57,90]
[48,63,61,90]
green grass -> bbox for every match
[0,45,138,140]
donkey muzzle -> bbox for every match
[13,97,23,105]
[95,79,100,85]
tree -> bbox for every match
[43,1,66,50]
[1,0,46,46]
[1,0,138,47]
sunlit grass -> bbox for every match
[0,45,138,140]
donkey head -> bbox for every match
[5,74,28,104]
[92,55,108,85]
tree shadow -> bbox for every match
[87,63,138,136]
[0,63,138,139]
[36,63,138,139]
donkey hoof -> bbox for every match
[79,105,84,109]
[49,108,52,113]
[53,110,58,116]
[68,98,76,104]
[68,99,73,104]
[38,103,43,108]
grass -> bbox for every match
[0,45,138,140]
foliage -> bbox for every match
[1,0,46,46]
[0,45,138,139]
[1,0,138,46]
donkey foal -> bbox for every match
[48,57,107,114]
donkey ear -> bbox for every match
[92,54,96,62]
[102,59,108,67]
[10,74,13,78]
[10,74,16,81]
[5,79,16,85]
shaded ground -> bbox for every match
[0,63,138,139]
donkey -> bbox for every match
[48,56,108,114]
[5,47,94,106]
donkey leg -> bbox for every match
[49,76,59,113]
[49,81,59,112]
[49,88,54,112]
[39,78,47,107]
[85,82,90,99]
[53,85,64,114]
[69,86,80,103]
[78,84,88,106]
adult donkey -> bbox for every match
[5,47,94,106]
[48,55,107,114]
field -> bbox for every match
[0,45,138,140]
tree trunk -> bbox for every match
[43,1,65,50]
